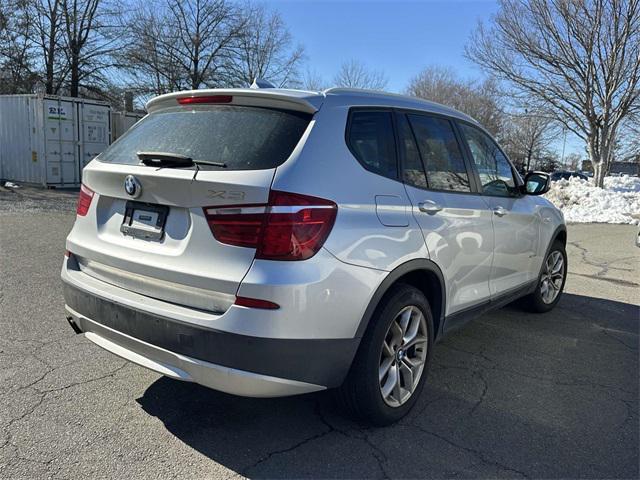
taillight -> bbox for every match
[203,205,266,248]
[203,190,337,261]
[76,184,94,216]
[258,191,337,260]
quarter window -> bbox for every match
[347,111,398,179]
[459,124,518,197]
[407,114,471,192]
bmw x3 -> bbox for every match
[62,87,567,425]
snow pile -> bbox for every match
[544,175,640,224]
[604,175,640,193]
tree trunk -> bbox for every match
[587,136,607,188]
[593,161,606,188]
[45,60,54,94]
[70,56,79,97]
[45,11,57,95]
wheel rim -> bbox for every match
[379,305,428,407]
[540,250,565,304]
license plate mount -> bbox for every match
[120,201,169,241]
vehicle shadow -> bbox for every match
[136,293,639,479]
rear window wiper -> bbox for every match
[193,159,227,168]
[137,151,193,168]
[136,151,227,169]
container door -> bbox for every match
[44,98,78,185]
[79,103,110,179]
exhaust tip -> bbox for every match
[66,316,83,335]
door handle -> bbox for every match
[493,206,507,217]
[418,200,443,214]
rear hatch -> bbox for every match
[66,91,319,313]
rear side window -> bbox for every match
[347,111,398,179]
[97,105,311,170]
[407,114,471,192]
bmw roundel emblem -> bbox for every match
[124,175,141,198]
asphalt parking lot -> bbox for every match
[1,186,638,479]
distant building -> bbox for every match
[610,160,640,176]
[581,159,639,176]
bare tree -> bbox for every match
[118,2,183,98]
[564,152,584,171]
[302,68,326,91]
[166,0,246,90]
[503,111,559,171]
[60,0,120,97]
[467,0,640,187]
[406,66,504,137]
[225,3,304,87]
[122,0,246,93]
[32,0,66,94]
[333,59,388,90]
[614,115,640,161]
[0,0,38,93]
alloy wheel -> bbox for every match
[379,305,428,407]
[540,250,565,304]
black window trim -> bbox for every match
[344,106,524,199]
[454,119,525,199]
[345,107,401,181]
[391,108,482,195]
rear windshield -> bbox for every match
[98,105,311,170]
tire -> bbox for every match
[336,284,434,426]
[522,240,567,313]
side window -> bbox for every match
[397,114,427,188]
[459,123,518,197]
[407,114,471,192]
[347,110,397,179]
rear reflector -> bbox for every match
[203,190,337,261]
[235,296,280,310]
[177,95,233,105]
[76,184,94,216]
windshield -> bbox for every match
[98,105,311,170]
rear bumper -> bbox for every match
[66,305,324,397]
[62,267,361,396]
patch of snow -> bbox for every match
[3,181,20,188]
[604,175,640,193]
[544,175,640,224]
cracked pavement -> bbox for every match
[1,187,638,479]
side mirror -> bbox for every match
[522,171,550,195]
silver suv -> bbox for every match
[62,87,567,425]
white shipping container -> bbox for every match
[0,94,111,187]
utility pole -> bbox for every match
[561,127,567,168]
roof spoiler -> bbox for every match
[146,88,322,114]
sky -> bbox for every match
[265,0,499,91]
[264,0,582,158]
